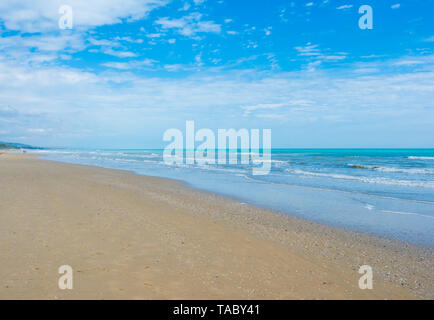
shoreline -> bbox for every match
[32,149,434,247]
[38,151,434,248]
[0,152,432,299]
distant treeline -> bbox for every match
[0,143,19,149]
[0,142,40,149]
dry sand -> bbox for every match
[0,152,432,299]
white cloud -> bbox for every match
[0,32,86,66]
[101,62,133,70]
[1,54,434,144]
[336,5,353,10]
[393,60,424,66]
[242,103,286,116]
[264,27,272,36]
[27,128,51,133]
[294,44,347,68]
[0,0,168,32]
[0,33,85,53]
[114,36,144,44]
[391,4,401,9]
[0,1,167,66]
[361,54,388,59]
[156,13,221,36]
[245,40,258,49]
[179,2,191,11]
[196,21,221,33]
[102,58,157,69]
[306,60,322,72]
[164,64,185,72]
[146,33,163,38]
[103,48,137,58]
[295,44,321,56]
[322,55,346,61]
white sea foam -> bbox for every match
[377,167,434,174]
[348,164,434,174]
[286,169,434,188]
[364,204,374,210]
[408,156,434,160]
[381,210,434,219]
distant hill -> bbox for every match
[0,141,41,149]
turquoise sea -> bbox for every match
[32,148,434,246]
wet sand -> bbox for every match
[0,152,432,299]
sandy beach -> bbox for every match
[0,152,432,299]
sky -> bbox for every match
[0,0,433,148]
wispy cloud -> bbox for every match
[1,53,433,145]
[102,59,157,70]
[102,49,137,58]
[264,27,272,36]
[393,60,425,66]
[336,4,353,10]
[294,43,348,71]
[295,44,321,56]
[156,13,221,37]
[179,2,191,11]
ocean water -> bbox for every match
[31,148,434,246]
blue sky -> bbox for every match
[0,0,433,148]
